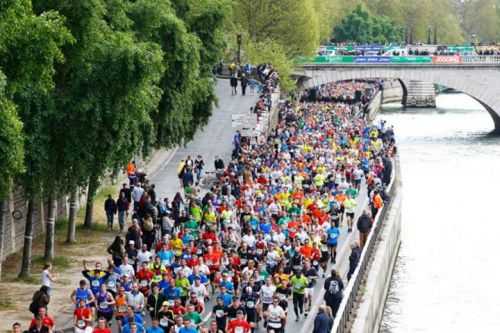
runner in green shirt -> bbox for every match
[290,270,309,321]
[183,304,202,325]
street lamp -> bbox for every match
[427,26,432,45]
[236,33,242,65]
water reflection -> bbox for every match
[378,94,500,333]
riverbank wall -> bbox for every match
[350,162,402,333]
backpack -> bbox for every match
[143,216,154,232]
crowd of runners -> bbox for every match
[18,78,396,333]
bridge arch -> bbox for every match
[299,65,500,132]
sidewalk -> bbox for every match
[150,79,259,200]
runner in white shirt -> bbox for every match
[260,278,277,311]
[119,257,135,279]
[242,231,256,248]
[265,297,286,333]
[137,244,153,266]
[190,278,208,302]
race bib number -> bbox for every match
[160,318,169,327]
[215,310,225,317]
[107,280,116,289]
[77,320,86,329]
[140,280,149,287]
[91,280,100,287]
[118,305,128,313]
[235,327,244,333]
[100,301,108,309]
[246,301,255,308]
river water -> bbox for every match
[378,94,500,332]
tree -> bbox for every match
[0,0,72,276]
[129,0,207,147]
[33,0,164,231]
[333,4,404,43]
[232,0,320,57]
[245,39,294,91]
[0,71,24,280]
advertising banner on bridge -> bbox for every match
[390,56,432,63]
[432,55,462,64]
[354,56,391,63]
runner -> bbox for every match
[14,78,397,333]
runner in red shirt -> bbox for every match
[300,240,314,259]
[92,318,111,333]
[136,262,154,295]
[73,299,92,332]
[227,310,251,333]
[29,307,55,330]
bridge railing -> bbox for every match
[330,157,398,333]
[460,55,500,64]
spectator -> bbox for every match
[356,210,373,248]
[29,287,50,316]
[347,243,362,281]
[313,305,333,333]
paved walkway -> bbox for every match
[150,79,258,200]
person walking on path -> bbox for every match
[117,192,130,232]
[356,210,373,248]
[104,195,117,230]
[347,243,362,281]
[240,74,248,96]
[313,305,333,333]
[41,264,56,295]
[323,269,344,317]
[230,75,238,96]
[194,155,204,186]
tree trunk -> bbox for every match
[84,175,99,228]
[44,194,57,263]
[19,199,34,278]
[66,189,77,243]
[0,199,7,280]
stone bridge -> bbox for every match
[296,64,500,132]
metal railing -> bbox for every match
[460,55,500,64]
[331,157,399,333]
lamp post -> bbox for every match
[427,26,432,45]
[236,33,242,65]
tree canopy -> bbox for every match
[333,4,404,44]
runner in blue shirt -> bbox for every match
[326,221,340,264]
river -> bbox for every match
[378,93,500,332]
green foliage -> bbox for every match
[0,0,73,198]
[0,72,24,199]
[333,4,404,43]
[232,0,319,58]
[245,40,294,92]
[129,0,226,148]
